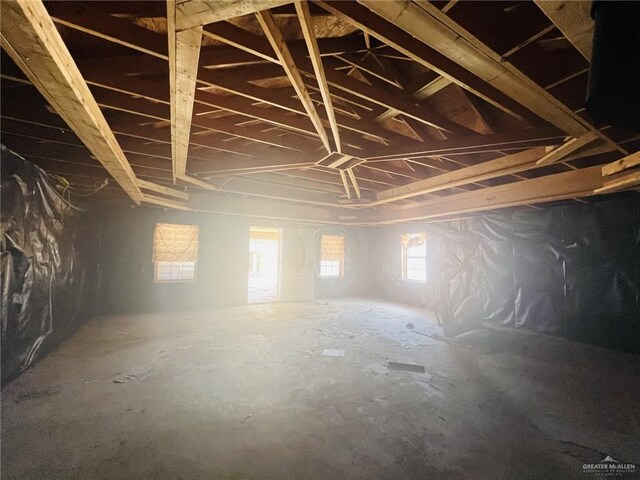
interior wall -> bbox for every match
[314,226,372,298]
[1,147,101,385]
[94,205,250,313]
[93,206,372,314]
[370,192,640,353]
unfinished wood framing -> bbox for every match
[534,1,593,61]
[1,0,143,204]
[167,0,203,182]
[295,0,341,152]
[256,9,332,152]
[1,0,637,221]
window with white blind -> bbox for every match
[401,232,427,283]
[320,234,345,278]
[153,223,199,283]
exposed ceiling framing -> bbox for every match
[1,0,638,224]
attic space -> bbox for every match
[1,1,640,479]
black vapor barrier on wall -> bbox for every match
[1,146,100,386]
[371,193,640,353]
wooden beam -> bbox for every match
[176,0,292,31]
[47,2,168,59]
[317,1,536,124]
[168,0,203,182]
[594,169,640,194]
[536,132,599,166]
[0,0,143,204]
[602,151,640,176]
[356,0,609,142]
[177,174,218,191]
[295,0,341,152]
[339,170,351,199]
[137,179,189,200]
[256,10,332,152]
[375,147,550,204]
[377,166,606,223]
[347,168,361,199]
[187,191,367,224]
[364,128,564,160]
[534,1,593,62]
[199,21,466,136]
[142,193,190,210]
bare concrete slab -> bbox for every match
[2,298,639,479]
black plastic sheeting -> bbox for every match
[1,146,100,386]
[371,193,640,353]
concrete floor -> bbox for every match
[2,298,639,480]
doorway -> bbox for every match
[248,227,281,303]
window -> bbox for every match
[320,235,345,278]
[153,223,199,282]
[402,232,427,283]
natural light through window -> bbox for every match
[402,232,427,283]
[153,223,199,282]
[320,235,345,278]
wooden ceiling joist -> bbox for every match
[0,0,144,204]
[318,1,536,124]
[295,0,341,153]
[47,2,168,59]
[339,170,351,199]
[374,147,550,205]
[355,0,617,148]
[256,9,332,152]
[347,168,362,199]
[2,0,638,219]
[594,169,640,194]
[168,0,203,182]
[534,1,593,62]
[378,165,606,223]
[175,0,293,31]
[536,132,599,166]
[137,178,189,201]
[602,151,640,177]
